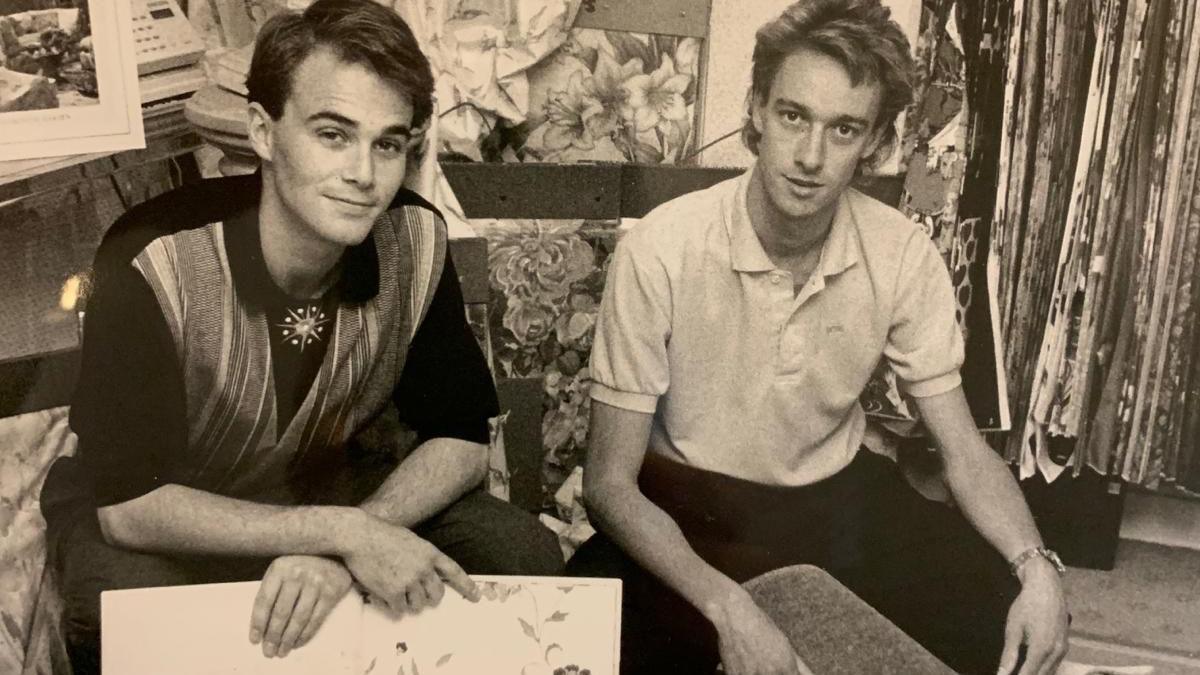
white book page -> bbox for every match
[101,576,619,674]
[101,581,363,675]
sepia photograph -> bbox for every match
[1,0,1199,674]
[0,0,99,114]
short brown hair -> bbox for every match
[742,0,915,168]
[245,0,434,128]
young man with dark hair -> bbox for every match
[569,1,1069,673]
[40,1,562,672]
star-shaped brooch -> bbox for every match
[276,304,331,351]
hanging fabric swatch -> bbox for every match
[996,0,1200,495]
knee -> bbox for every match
[429,493,565,576]
[564,532,627,578]
[488,515,565,576]
[54,538,196,640]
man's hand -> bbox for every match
[250,555,352,658]
[708,587,810,675]
[340,512,479,614]
[998,559,1069,675]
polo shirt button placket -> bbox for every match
[768,273,786,333]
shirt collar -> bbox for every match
[818,191,859,278]
[223,173,379,307]
[725,169,860,278]
[727,171,775,272]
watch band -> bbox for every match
[1008,546,1066,577]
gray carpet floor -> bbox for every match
[1066,637,1200,674]
[1064,540,1200,660]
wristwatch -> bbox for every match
[1008,546,1066,577]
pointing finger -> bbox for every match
[434,555,477,601]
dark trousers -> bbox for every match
[43,465,564,675]
[566,448,1020,675]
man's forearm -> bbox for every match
[917,388,1044,563]
[358,437,488,527]
[942,437,1043,561]
[97,484,362,558]
[587,479,744,622]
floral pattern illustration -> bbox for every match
[490,29,701,164]
[475,218,618,506]
[363,580,609,674]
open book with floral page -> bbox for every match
[101,576,620,674]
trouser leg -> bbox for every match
[415,489,565,576]
[566,531,720,675]
[581,449,1020,675]
[822,451,1020,675]
[46,505,269,675]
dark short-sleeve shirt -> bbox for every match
[66,174,498,507]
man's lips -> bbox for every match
[785,177,823,189]
[327,195,376,208]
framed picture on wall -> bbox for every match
[0,0,144,161]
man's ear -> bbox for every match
[247,102,274,163]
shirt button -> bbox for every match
[770,274,781,284]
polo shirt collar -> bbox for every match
[727,171,776,272]
[224,173,380,306]
[726,170,860,278]
[818,191,859,278]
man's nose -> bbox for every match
[343,143,375,188]
[795,129,825,173]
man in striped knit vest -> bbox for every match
[39,2,562,672]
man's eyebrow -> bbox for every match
[773,98,871,127]
[306,111,413,137]
[831,114,872,128]
[306,111,358,127]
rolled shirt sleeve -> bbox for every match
[883,230,965,398]
[588,230,673,414]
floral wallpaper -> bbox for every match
[473,219,617,505]
[480,29,702,164]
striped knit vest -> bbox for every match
[130,205,446,503]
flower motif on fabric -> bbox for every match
[276,305,330,351]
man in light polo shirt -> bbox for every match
[566,1,1069,674]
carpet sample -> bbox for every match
[743,564,954,674]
